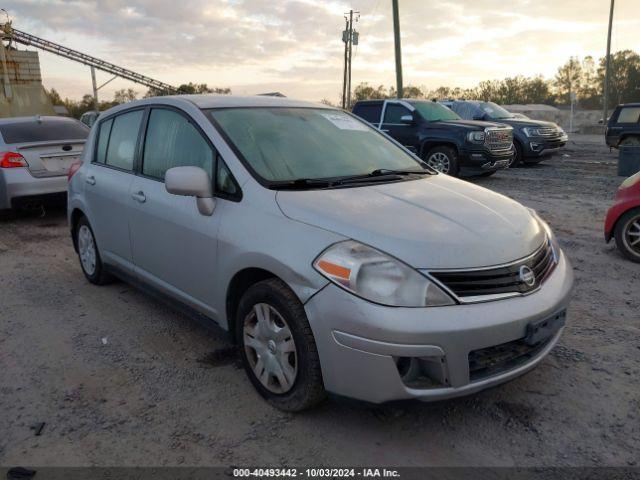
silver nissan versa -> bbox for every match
[68,95,573,411]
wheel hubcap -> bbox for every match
[427,152,451,173]
[625,217,640,254]
[78,225,97,275]
[243,303,298,394]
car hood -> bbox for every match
[276,175,546,269]
[497,118,560,129]
[432,119,509,131]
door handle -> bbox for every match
[131,191,146,203]
[86,175,96,185]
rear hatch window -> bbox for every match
[0,119,89,144]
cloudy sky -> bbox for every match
[4,0,639,103]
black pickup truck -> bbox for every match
[352,99,514,177]
[441,100,568,167]
[605,103,640,148]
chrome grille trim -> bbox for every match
[485,127,513,152]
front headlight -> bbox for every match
[313,240,455,307]
[523,127,542,137]
[621,171,640,189]
[467,131,486,143]
[528,209,560,263]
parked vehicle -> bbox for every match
[352,99,513,177]
[68,95,573,411]
[605,171,640,262]
[0,116,89,211]
[80,111,100,128]
[605,103,640,148]
[441,100,568,167]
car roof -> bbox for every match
[619,103,640,108]
[0,115,84,126]
[144,95,331,110]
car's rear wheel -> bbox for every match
[620,136,640,146]
[423,146,459,176]
[614,208,640,263]
[510,141,523,168]
[76,216,113,285]
[236,278,326,411]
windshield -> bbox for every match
[411,102,460,122]
[207,108,423,185]
[478,102,514,120]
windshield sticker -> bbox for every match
[320,112,369,131]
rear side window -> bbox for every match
[617,107,640,124]
[383,103,412,124]
[95,118,113,164]
[105,110,143,171]
[353,103,382,124]
[142,108,214,180]
[0,119,89,144]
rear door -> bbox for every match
[84,109,144,271]
[380,101,420,152]
[0,118,88,178]
[128,107,224,314]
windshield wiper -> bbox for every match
[270,178,333,190]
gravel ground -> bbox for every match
[0,134,638,468]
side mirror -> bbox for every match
[165,166,215,216]
[400,114,414,124]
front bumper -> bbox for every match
[459,148,513,171]
[304,252,573,404]
[524,135,568,158]
[0,167,67,210]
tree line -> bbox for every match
[348,50,640,109]
[46,82,232,119]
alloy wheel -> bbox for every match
[427,152,451,173]
[624,216,640,254]
[243,303,298,394]
[78,225,97,276]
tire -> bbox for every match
[620,136,640,146]
[75,216,113,285]
[423,146,459,176]
[614,208,640,263]
[510,141,523,168]
[236,278,326,411]
[478,170,498,177]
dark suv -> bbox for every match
[605,103,640,148]
[352,99,513,177]
[441,101,568,167]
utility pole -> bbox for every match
[392,0,403,98]
[341,10,359,109]
[341,17,349,109]
[90,65,99,113]
[603,0,615,123]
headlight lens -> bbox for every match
[314,240,455,307]
[621,171,640,189]
[523,127,541,137]
[528,209,560,262]
[467,131,486,143]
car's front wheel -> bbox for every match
[236,278,326,411]
[614,208,640,263]
[423,146,459,176]
[75,216,113,285]
[510,141,523,168]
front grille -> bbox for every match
[468,336,552,382]
[485,128,513,152]
[536,127,562,138]
[431,240,556,299]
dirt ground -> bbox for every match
[0,134,638,468]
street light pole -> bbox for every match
[391,0,403,98]
[603,0,615,123]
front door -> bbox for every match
[83,110,144,271]
[128,107,222,316]
[380,102,420,153]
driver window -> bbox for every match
[383,104,412,124]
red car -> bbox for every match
[605,171,640,262]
